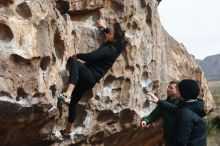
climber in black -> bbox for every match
[57,19,126,138]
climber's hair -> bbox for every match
[169,80,179,86]
[113,22,126,52]
[113,23,124,41]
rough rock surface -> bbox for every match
[0,0,215,145]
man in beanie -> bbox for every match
[147,79,207,146]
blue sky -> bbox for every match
[158,0,220,60]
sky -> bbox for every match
[158,0,220,60]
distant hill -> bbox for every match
[196,54,220,81]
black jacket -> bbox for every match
[76,41,121,82]
[158,99,207,146]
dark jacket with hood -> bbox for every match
[158,98,207,146]
[76,41,122,82]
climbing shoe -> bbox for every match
[57,92,71,105]
[60,130,71,139]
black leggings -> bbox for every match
[68,59,96,123]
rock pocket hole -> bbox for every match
[0,91,12,98]
[52,53,56,64]
[146,4,152,25]
[97,110,119,122]
[132,21,138,30]
[92,131,105,141]
[55,0,69,15]
[10,54,31,65]
[103,75,116,87]
[16,87,28,101]
[54,29,65,60]
[119,109,135,124]
[0,0,13,6]
[40,56,51,71]
[15,2,32,19]
[49,85,56,97]
[0,23,14,42]
[111,0,124,12]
